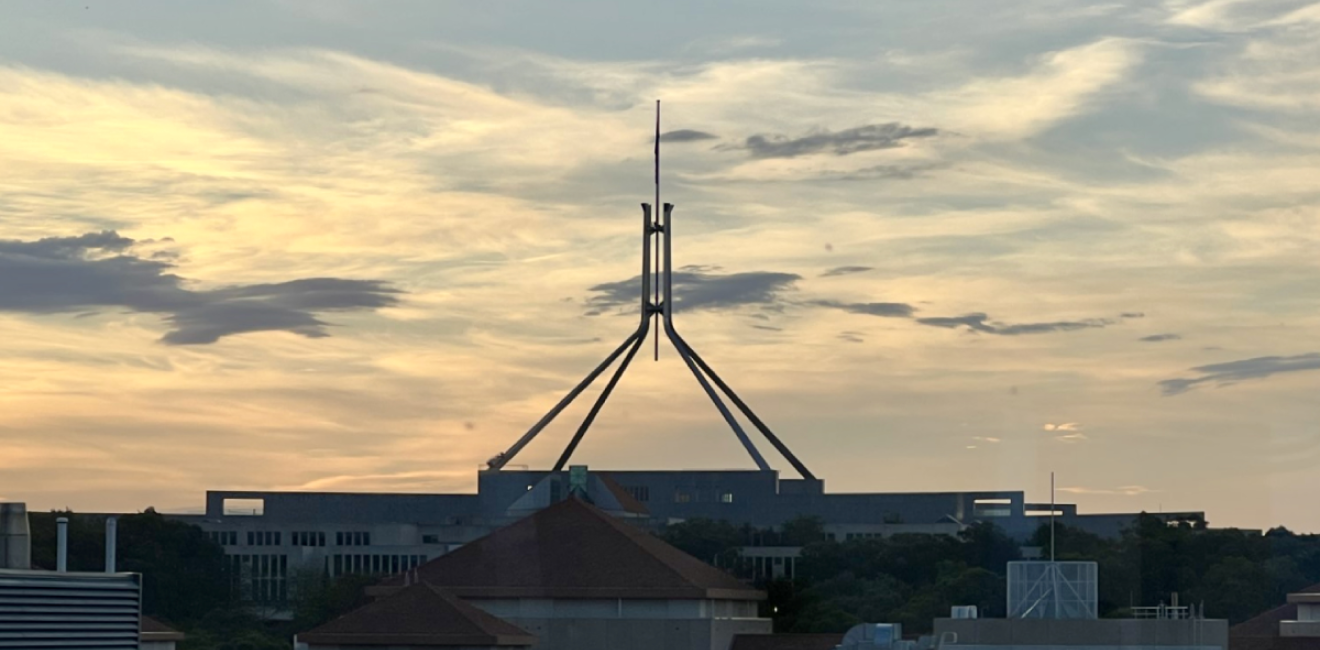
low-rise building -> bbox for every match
[296,582,535,650]
[335,496,772,650]
[1230,584,1320,650]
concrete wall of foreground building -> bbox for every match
[936,618,1228,650]
[466,597,770,650]
[498,616,770,650]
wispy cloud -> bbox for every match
[917,313,1112,336]
[741,123,938,159]
[0,231,399,345]
[1160,353,1320,395]
[1057,485,1156,496]
[811,299,916,318]
[1043,423,1081,432]
[585,269,800,314]
[659,129,718,143]
[1140,333,1182,342]
[820,265,873,277]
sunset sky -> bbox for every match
[1,0,1317,530]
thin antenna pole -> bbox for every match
[654,100,661,361]
[1050,471,1056,562]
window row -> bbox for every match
[247,530,281,546]
[230,554,289,604]
[337,531,371,546]
[330,553,427,577]
[292,531,326,547]
[673,490,735,504]
[209,531,238,546]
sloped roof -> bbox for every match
[297,582,534,647]
[596,473,650,516]
[390,497,762,601]
[1231,583,1320,650]
[730,633,845,650]
[140,615,185,642]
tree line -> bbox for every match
[661,514,1320,633]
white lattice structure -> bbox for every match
[1007,561,1098,620]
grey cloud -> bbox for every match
[821,266,873,277]
[825,163,946,181]
[1121,312,1145,319]
[1159,353,1320,396]
[916,312,1111,335]
[586,270,800,313]
[659,129,718,143]
[744,123,938,159]
[0,231,399,345]
[1140,333,1181,342]
[838,332,865,343]
[811,299,915,318]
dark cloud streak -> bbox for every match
[744,123,937,159]
[916,312,1111,335]
[821,266,873,277]
[1160,353,1320,395]
[585,270,800,313]
[0,231,399,345]
[659,129,718,143]
[1140,333,1181,342]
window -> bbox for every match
[335,531,371,547]
[422,534,441,544]
[674,490,692,503]
[624,485,650,502]
[720,492,734,503]
[222,498,264,516]
[292,531,325,547]
[209,530,238,546]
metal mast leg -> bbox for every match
[487,330,642,470]
[488,203,659,471]
[660,202,770,471]
[552,329,647,471]
[678,338,816,480]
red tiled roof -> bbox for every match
[730,633,846,650]
[297,582,534,647]
[384,497,763,601]
[140,615,185,642]
[1231,583,1320,650]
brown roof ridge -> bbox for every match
[298,581,534,646]
[400,496,761,601]
[559,497,754,594]
[561,497,697,586]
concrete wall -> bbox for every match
[935,618,1228,649]
[500,616,770,650]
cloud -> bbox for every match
[1054,432,1089,443]
[820,266,873,277]
[1043,423,1081,432]
[972,436,1001,443]
[659,129,718,143]
[585,269,800,313]
[811,299,916,318]
[917,313,1112,335]
[1121,312,1145,319]
[1140,333,1182,342]
[742,123,938,159]
[1160,353,1320,395]
[1057,485,1155,496]
[0,231,399,345]
[838,332,865,343]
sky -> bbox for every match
[0,0,1317,530]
